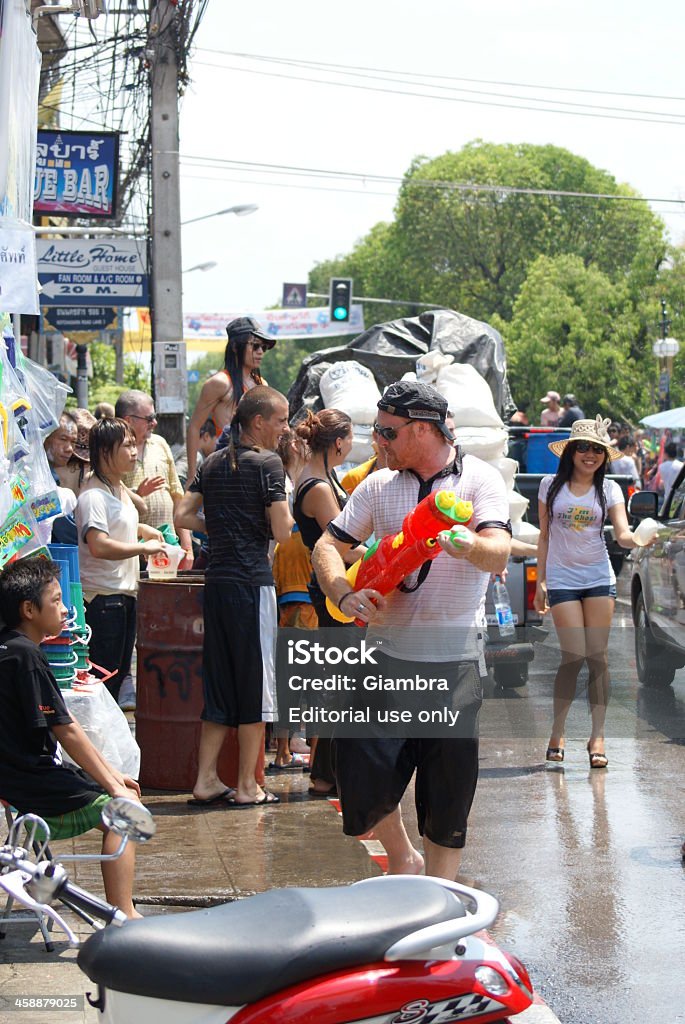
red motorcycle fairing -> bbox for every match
[229,956,532,1024]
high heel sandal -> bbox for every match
[587,743,608,769]
[546,747,564,763]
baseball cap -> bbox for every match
[562,393,577,406]
[225,316,275,350]
[540,390,560,404]
[377,381,454,441]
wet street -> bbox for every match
[2,577,684,1024]
[446,583,685,1024]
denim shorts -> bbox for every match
[548,584,617,607]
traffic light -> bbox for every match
[329,277,353,323]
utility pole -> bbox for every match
[148,0,186,444]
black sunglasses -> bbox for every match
[247,341,268,353]
[573,441,606,455]
[373,420,415,442]
[130,413,157,424]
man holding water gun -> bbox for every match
[312,381,511,881]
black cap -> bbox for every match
[377,381,454,441]
[225,316,276,350]
[562,393,577,406]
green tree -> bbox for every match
[390,142,666,322]
[503,254,648,422]
[308,141,668,328]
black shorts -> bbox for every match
[331,661,481,849]
[201,580,277,727]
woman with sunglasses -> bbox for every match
[186,317,275,482]
[534,416,643,768]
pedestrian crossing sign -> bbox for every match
[282,283,307,308]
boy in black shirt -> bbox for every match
[0,558,142,919]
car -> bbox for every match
[629,471,685,688]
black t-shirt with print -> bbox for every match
[0,630,103,816]
[190,445,286,585]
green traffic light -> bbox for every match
[333,307,348,320]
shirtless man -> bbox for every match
[186,316,276,482]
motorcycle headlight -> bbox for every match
[474,966,509,997]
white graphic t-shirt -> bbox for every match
[539,476,624,589]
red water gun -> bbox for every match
[327,489,473,624]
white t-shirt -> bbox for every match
[539,476,624,589]
[611,454,639,483]
[330,454,509,661]
[76,485,140,599]
[659,459,683,498]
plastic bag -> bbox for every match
[61,682,140,778]
[14,349,71,439]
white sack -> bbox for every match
[490,457,518,490]
[435,363,503,428]
[320,361,381,424]
[508,491,529,524]
[454,426,508,462]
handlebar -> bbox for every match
[57,877,126,927]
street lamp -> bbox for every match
[182,261,218,274]
[653,300,680,411]
[181,204,259,226]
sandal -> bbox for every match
[587,743,608,769]
[545,747,564,763]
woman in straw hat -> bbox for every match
[534,416,649,768]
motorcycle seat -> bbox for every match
[78,877,466,1006]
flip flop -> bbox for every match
[225,790,280,809]
[187,788,236,807]
[307,786,335,799]
[266,755,309,773]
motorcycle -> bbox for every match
[0,800,534,1024]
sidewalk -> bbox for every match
[0,761,561,1024]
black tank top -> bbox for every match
[293,475,347,553]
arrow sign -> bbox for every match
[40,277,146,302]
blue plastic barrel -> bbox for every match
[526,432,568,474]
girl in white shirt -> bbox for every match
[534,417,643,768]
[76,419,164,702]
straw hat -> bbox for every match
[70,408,97,462]
[548,415,621,460]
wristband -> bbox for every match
[337,592,354,612]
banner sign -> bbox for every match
[37,238,148,306]
[184,305,365,341]
[43,306,118,333]
[124,306,365,353]
[34,130,119,219]
[0,221,39,314]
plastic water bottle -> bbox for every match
[493,575,515,637]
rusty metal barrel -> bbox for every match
[135,575,264,790]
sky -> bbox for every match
[177,0,685,319]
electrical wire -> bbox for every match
[177,155,685,207]
[196,49,685,104]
